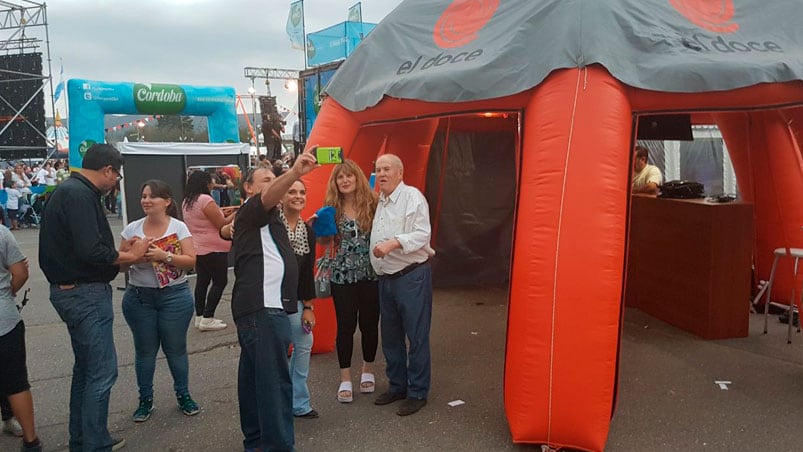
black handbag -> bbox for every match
[658,180,705,199]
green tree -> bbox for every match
[157,115,195,141]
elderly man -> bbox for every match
[39,144,149,451]
[632,145,663,195]
[370,153,435,416]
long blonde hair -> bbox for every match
[323,159,377,233]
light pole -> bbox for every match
[136,121,145,141]
[248,84,259,156]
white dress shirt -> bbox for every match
[369,182,435,276]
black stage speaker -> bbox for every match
[0,53,46,157]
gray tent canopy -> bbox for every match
[326,0,803,112]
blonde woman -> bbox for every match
[322,159,379,403]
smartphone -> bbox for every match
[302,320,313,334]
[315,147,344,165]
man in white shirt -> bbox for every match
[632,145,662,195]
[369,153,434,416]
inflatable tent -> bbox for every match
[303,1,803,450]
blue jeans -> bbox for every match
[288,300,313,416]
[122,282,194,400]
[236,308,293,451]
[49,282,118,452]
[379,263,433,399]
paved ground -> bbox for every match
[3,217,803,451]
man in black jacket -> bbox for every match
[231,148,318,452]
[39,144,149,451]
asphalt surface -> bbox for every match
[2,216,803,451]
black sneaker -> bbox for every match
[20,437,42,452]
[177,394,200,416]
[132,398,154,422]
[294,409,319,419]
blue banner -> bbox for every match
[303,68,338,140]
[306,21,375,67]
[348,2,362,22]
[286,1,305,50]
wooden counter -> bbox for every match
[625,196,753,339]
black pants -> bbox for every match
[0,396,11,421]
[331,280,380,369]
[194,252,229,318]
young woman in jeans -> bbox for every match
[119,180,199,422]
[182,171,236,331]
[321,160,379,403]
[279,180,318,418]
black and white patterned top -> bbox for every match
[331,217,377,285]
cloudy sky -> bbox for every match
[41,0,403,117]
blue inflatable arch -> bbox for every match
[67,79,239,168]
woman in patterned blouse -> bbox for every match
[322,159,379,403]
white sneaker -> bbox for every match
[198,318,227,331]
[194,316,202,328]
[2,417,23,437]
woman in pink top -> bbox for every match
[181,171,237,331]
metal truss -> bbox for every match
[0,0,54,155]
[243,67,300,96]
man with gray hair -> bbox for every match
[370,153,434,416]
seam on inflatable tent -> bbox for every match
[547,66,584,445]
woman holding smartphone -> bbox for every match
[321,159,379,403]
[119,180,199,422]
[280,180,318,418]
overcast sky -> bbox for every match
[42,0,402,118]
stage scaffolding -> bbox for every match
[0,0,55,158]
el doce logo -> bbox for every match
[433,0,499,48]
[669,0,739,33]
[133,83,187,114]
[397,0,497,76]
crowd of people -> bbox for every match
[0,143,436,451]
[0,158,71,230]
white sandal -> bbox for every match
[360,372,376,393]
[337,381,353,403]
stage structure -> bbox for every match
[0,0,56,159]
[243,66,300,151]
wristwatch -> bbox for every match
[303,305,314,311]
[165,252,174,264]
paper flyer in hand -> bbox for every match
[151,233,182,288]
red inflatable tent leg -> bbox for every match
[505,66,631,451]
[718,111,803,302]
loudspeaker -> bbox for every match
[258,96,279,124]
[0,53,46,157]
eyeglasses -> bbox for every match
[110,166,123,182]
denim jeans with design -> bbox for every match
[288,300,313,416]
[122,282,194,400]
[50,282,118,452]
[236,308,293,451]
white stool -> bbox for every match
[762,247,803,343]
